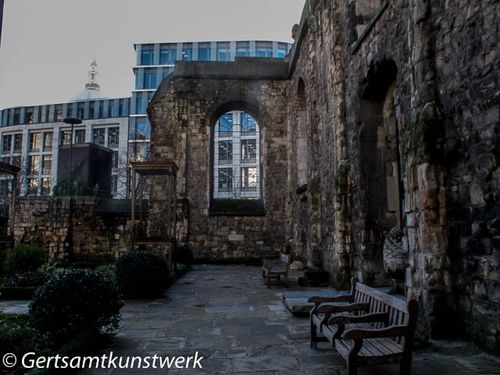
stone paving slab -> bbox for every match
[88,265,500,374]
[2,265,500,374]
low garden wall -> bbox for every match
[9,197,131,263]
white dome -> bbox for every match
[71,87,107,102]
[71,60,107,102]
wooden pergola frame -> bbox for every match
[129,161,178,245]
[0,161,20,238]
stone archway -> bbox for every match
[359,60,403,286]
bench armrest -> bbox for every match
[328,312,389,325]
[342,325,408,340]
[307,294,353,306]
[315,302,369,314]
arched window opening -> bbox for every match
[213,111,261,200]
[360,60,402,285]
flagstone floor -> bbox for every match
[80,264,500,375]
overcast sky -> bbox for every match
[0,0,305,110]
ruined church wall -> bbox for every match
[432,0,500,352]
[285,0,499,351]
[149,78,289,261]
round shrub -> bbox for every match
[29,269,122,344]
[115,251,170,299]
[4,244,47,276]
[173,244,194,268]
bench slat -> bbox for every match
[355,282,407,312]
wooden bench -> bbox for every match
[308,279,417,375]
[262,253,291,288]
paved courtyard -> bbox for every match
[80,264,500,374]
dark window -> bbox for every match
[218,141,233,164]
[29,133,41,151]
[108,127,120,148]
[42,155,52,175]
[77,102,85,119]
[28,155,40,175]
[43,132,53,151]
[218,168,233,191]
[89,102,95,118]
[13,109,20,125]
[60,130,71,146]
[26,108,34,124]
[93,128,105,146]
[241,139,257,162]
[13,134,22,152]
[2,135,12,153]
[75,129,85,144]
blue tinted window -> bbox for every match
[218,113,233,135]
[217,43,230,61]
[141,45,154,65]
[130,121,151,141]
[182,45,192,61]
[256,42,273,58]
[256,48,273,58]
[241,113,257,133]
[136,94,145,114]
[277,48,287,58]
[198,45,211,61]
[160,45,176,64]
[144,69,156,89]
[236,48,249,57]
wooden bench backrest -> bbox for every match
[280,253,291,265]
[352,280,417,348]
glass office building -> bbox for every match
[129,41,291,162]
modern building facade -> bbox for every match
[0,62,129,198]
[0,40,291,199]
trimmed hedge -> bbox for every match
[29,269,122,344]
[115,251,170,299]
[4,244,47,276]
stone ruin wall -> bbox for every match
[10,197,131,263]
[149,78,290,261]
[286,0,499,351]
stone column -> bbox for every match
[405,0,451,341]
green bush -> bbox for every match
[4,244,47,276]
[115,251,170,299]
[173,244,194,268]
[29,269,122,344]
[4,271,49,287]
[0,314,51,373]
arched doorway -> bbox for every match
[359,60,403,285]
